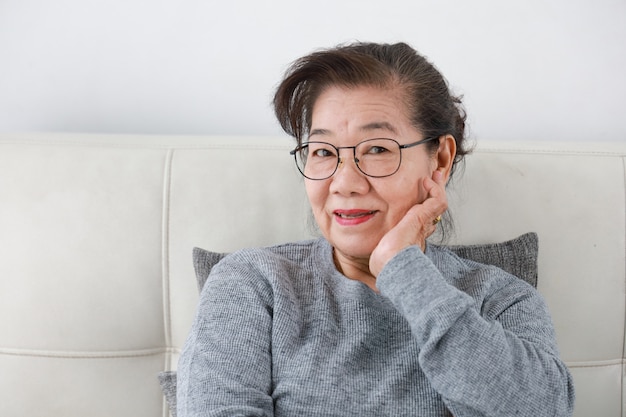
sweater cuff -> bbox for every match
[376,245,443,295]
[376,245,472,345]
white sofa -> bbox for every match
[0,133,624,417]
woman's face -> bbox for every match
[306,84,441,262]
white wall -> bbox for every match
[0,0,624,142]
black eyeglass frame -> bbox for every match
[289,136,440,180]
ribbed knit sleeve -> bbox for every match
[177,251,275,417]
[376,245,575,416]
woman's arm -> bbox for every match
[377,246,575,417]
[177,255,274,417]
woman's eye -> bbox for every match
[312,148,335,158]
[367,146,389,154]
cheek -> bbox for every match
[305,181,328,215]
[393,174,428,203]
[394,160,433,203]
[380,176,428,223]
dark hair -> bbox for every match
[273,41,471,181]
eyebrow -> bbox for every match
[309,128,331,137]
[309,122,398,138]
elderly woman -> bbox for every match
[177,42,575,416]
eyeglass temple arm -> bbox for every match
[399,136,440,149]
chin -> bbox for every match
[330,235,378,260]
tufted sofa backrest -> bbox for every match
[0,134,624,417]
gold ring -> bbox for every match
[432,215,442,225]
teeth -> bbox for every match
[337,211,374,218]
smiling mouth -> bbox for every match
[334,210,378,218]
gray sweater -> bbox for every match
[177,238,575,416]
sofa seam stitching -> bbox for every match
[621,155,626,417]
[162,149,174,371]
[0,140,291,152]
[0,347,181,358]
[566,361,626,369]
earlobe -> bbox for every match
[436,135,457,182]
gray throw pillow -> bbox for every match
[446,232,538,288]
[192,232,538,291]
[159,232,539,415]
[158,371,178,417]
[192,247,228,292]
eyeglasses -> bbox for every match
[289,137,439,180]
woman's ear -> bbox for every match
[435,134,457,182]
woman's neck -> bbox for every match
[332,249,378,291]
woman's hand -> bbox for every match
[369,169,448,277]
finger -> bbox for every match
[432,168,446,186]
[422,175,448,216]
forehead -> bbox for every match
[310,84,413,136]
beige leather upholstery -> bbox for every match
[0,133,624,416]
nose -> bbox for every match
[330,153,370,195]
[335,145,361,171]
[337,155,360,170]
[336,147,363,174]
